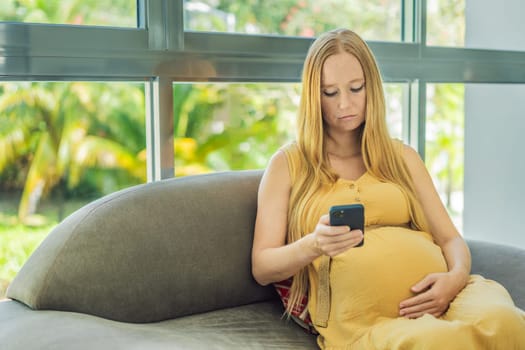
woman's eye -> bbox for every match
[350,84,365,93]
[323,91,337,97]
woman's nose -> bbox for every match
[338,91,352,109]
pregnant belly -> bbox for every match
[329,227,448,321]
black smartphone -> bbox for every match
[329,204,365,247]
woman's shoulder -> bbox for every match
[267,147,288,169]
[390,138,406,152]
[391,140,428,178]
[400,143,423,164]
[390,139,420,160]
[264,143,294,175]
[268,141,302,185]
[260,146,293,192]
[279,141,299,157]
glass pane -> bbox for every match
[384,84,404,140]
[0,81,146,298]
[425,83,464,231]
[465,1,525,51]
[428,0,525,51]
[171,83,299,176]
[463,84,525,248]
[172,82,406,176]
[184,0,402,41]
[426,0,465,47]
[0,0,136,27]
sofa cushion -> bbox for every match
[468,239,525,309]
[0,299,317,350]
[7,170,275,323]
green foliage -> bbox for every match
[0,0,136,26]
[0,82,146,221]
[0,225,49,299]
[172,83,299,175]
[191,0,401,40]
[426,84,464,211]
[0,194,88,298]
[427,0,465,46]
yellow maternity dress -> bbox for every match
[283,142,525,350]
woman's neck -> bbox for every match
[325,133,361,159]
[327,150,361,159]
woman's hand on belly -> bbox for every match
[398,270,468,319]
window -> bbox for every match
[0,0,137,27]
[384,84,404,140]
[463,83,525,247]
[425,83,464,231]
[465,1,525,51]
[426,0,465,47]
[0,81,146,298]
[184,0,402,41]
[171,82,406,175]
[427,0,525,51]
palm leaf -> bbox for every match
[0,120,28,172]
[18,132,58,221]
[69,135,146,188]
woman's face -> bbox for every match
[320,51,366,134]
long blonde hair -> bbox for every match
[286,28,429,315]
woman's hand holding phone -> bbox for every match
[309,213,364,258]
[329,204,365,247]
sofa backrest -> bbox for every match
[468,239,525,309]
[7,170,276,323]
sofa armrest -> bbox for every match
[467,239,525,309]
[7,170,275,323]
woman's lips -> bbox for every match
[339,114,357,119]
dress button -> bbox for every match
[349,183,355,189]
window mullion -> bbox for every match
[145,0,184,50]
[408,80,427,159]
[401,0,416,42]
[145,77,174,181]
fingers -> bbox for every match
[399,296,447,319]
[410,274,436,293]
[312,214,364,257]
[313,225,363,257]
[400,300,444,319]
[400,291,431,310]
[319,214,331,225]
[318,232,363,256]
[400,278,451,319]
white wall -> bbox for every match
[464,0,525,248]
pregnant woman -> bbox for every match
[251,28,525,349]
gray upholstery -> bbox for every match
[0,299,317,350]
[468,239,525,309]
[1,170,524,349]
[7,169,274,323]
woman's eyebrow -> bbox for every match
[321,78,365,88]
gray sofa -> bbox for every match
[1,170,524,349]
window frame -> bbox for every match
[1,0,525,180]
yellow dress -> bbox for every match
[283,143,525,350]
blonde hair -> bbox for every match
[285,28,429,316]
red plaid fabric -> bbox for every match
[274,278,318,334]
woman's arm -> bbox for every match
[251,150,363,286]
[251,150,319,286]
[399,145,471,318]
